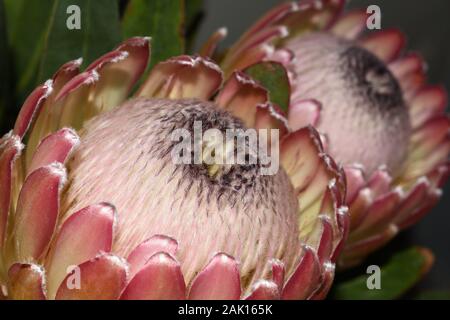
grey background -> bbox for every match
[193,0,450,293]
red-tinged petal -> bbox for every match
[401,70,426,100]
[393,178,430,224]
[222,1,343,73]
[397,190,441,230]
[281,247,321,300]
[409,116,450,159]
[269,48,295,66]
[351,190,403,238]
[223,43,276,76]
[359,29,406,62]
[188,253,241,300]
[85,38,150,114]
[11,163,66,262]
[0,133,23,247]
[281,0,345,35]
[120,252,185,300]
[127,235,178,279]
[288,99,322,130]
[137,55,223,100]
[320,182,345,226]
[294,152,345,244]
[215,71,268,127]
[200,27,228,57]
[220,1,295,72]
[25,59,82,166]
[87,36,150,79]
[330,9,368,40]
[8,263,46,300]
[389,53,425,80]
[254,103,289,136]
[0,285,7,299]
[331,207,350,262]
[246,280,280,300]
[56,38,149,120]
[55,253,128,300]
[54,70,100,130]
[28,128,80,174]
[367,168,393,198]
[299,153,342,216]
[428,163,450,188]
[309,262,335,300]
[238,2,298,44]
[270,259,285,291]
[344,165,366,203]
[348,188,373,230]
[55,70,99,103]
[53,59,83,84]
[342,225,398,263]
[58,51,131,124]
[315,217,334,264]
[225,25,289,69]
[410,86,448,128]
[115,37,151,85]
[280,127,322,192]
[86,50,130,71]
[13,80,53,139]
[404,140,450,180]
[45,203,116,299]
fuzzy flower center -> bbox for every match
[287,32,411,176]
[62,98,301,289]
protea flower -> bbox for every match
[211,0,450,267]
[0,37,348,300]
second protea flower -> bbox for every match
[212,0,450,267]
[0,37,348,299]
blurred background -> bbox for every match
[193,0,450,296]
[1,0,449,297]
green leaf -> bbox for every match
[4,0,54,99]
[244,62,290,113]
[122,0,185,68]
[415,291,450,300]
[4,0,122,101]
[185,0,204,51]
[332,247,433,300]
[0,0,14,132]
[38,0,122,82]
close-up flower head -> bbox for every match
[0,0,449,305]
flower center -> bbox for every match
[62,98,301,289]
[287,32,411,176]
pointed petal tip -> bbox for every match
[120,251,186,300]
[54,70,100,102]
[119,36,152,48]
[13,80,54,138]
[138,55,223,100]
[188,252,241,300]
[55,252,129,300]
[127,234,179,278]
[28,128,80,173]
[246,280,280,300]
[8,263,47,300]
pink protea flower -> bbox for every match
[211,0,450,266]
[0,37,348,300]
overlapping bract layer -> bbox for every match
[0,36,347,299]
[211,0,449,266]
